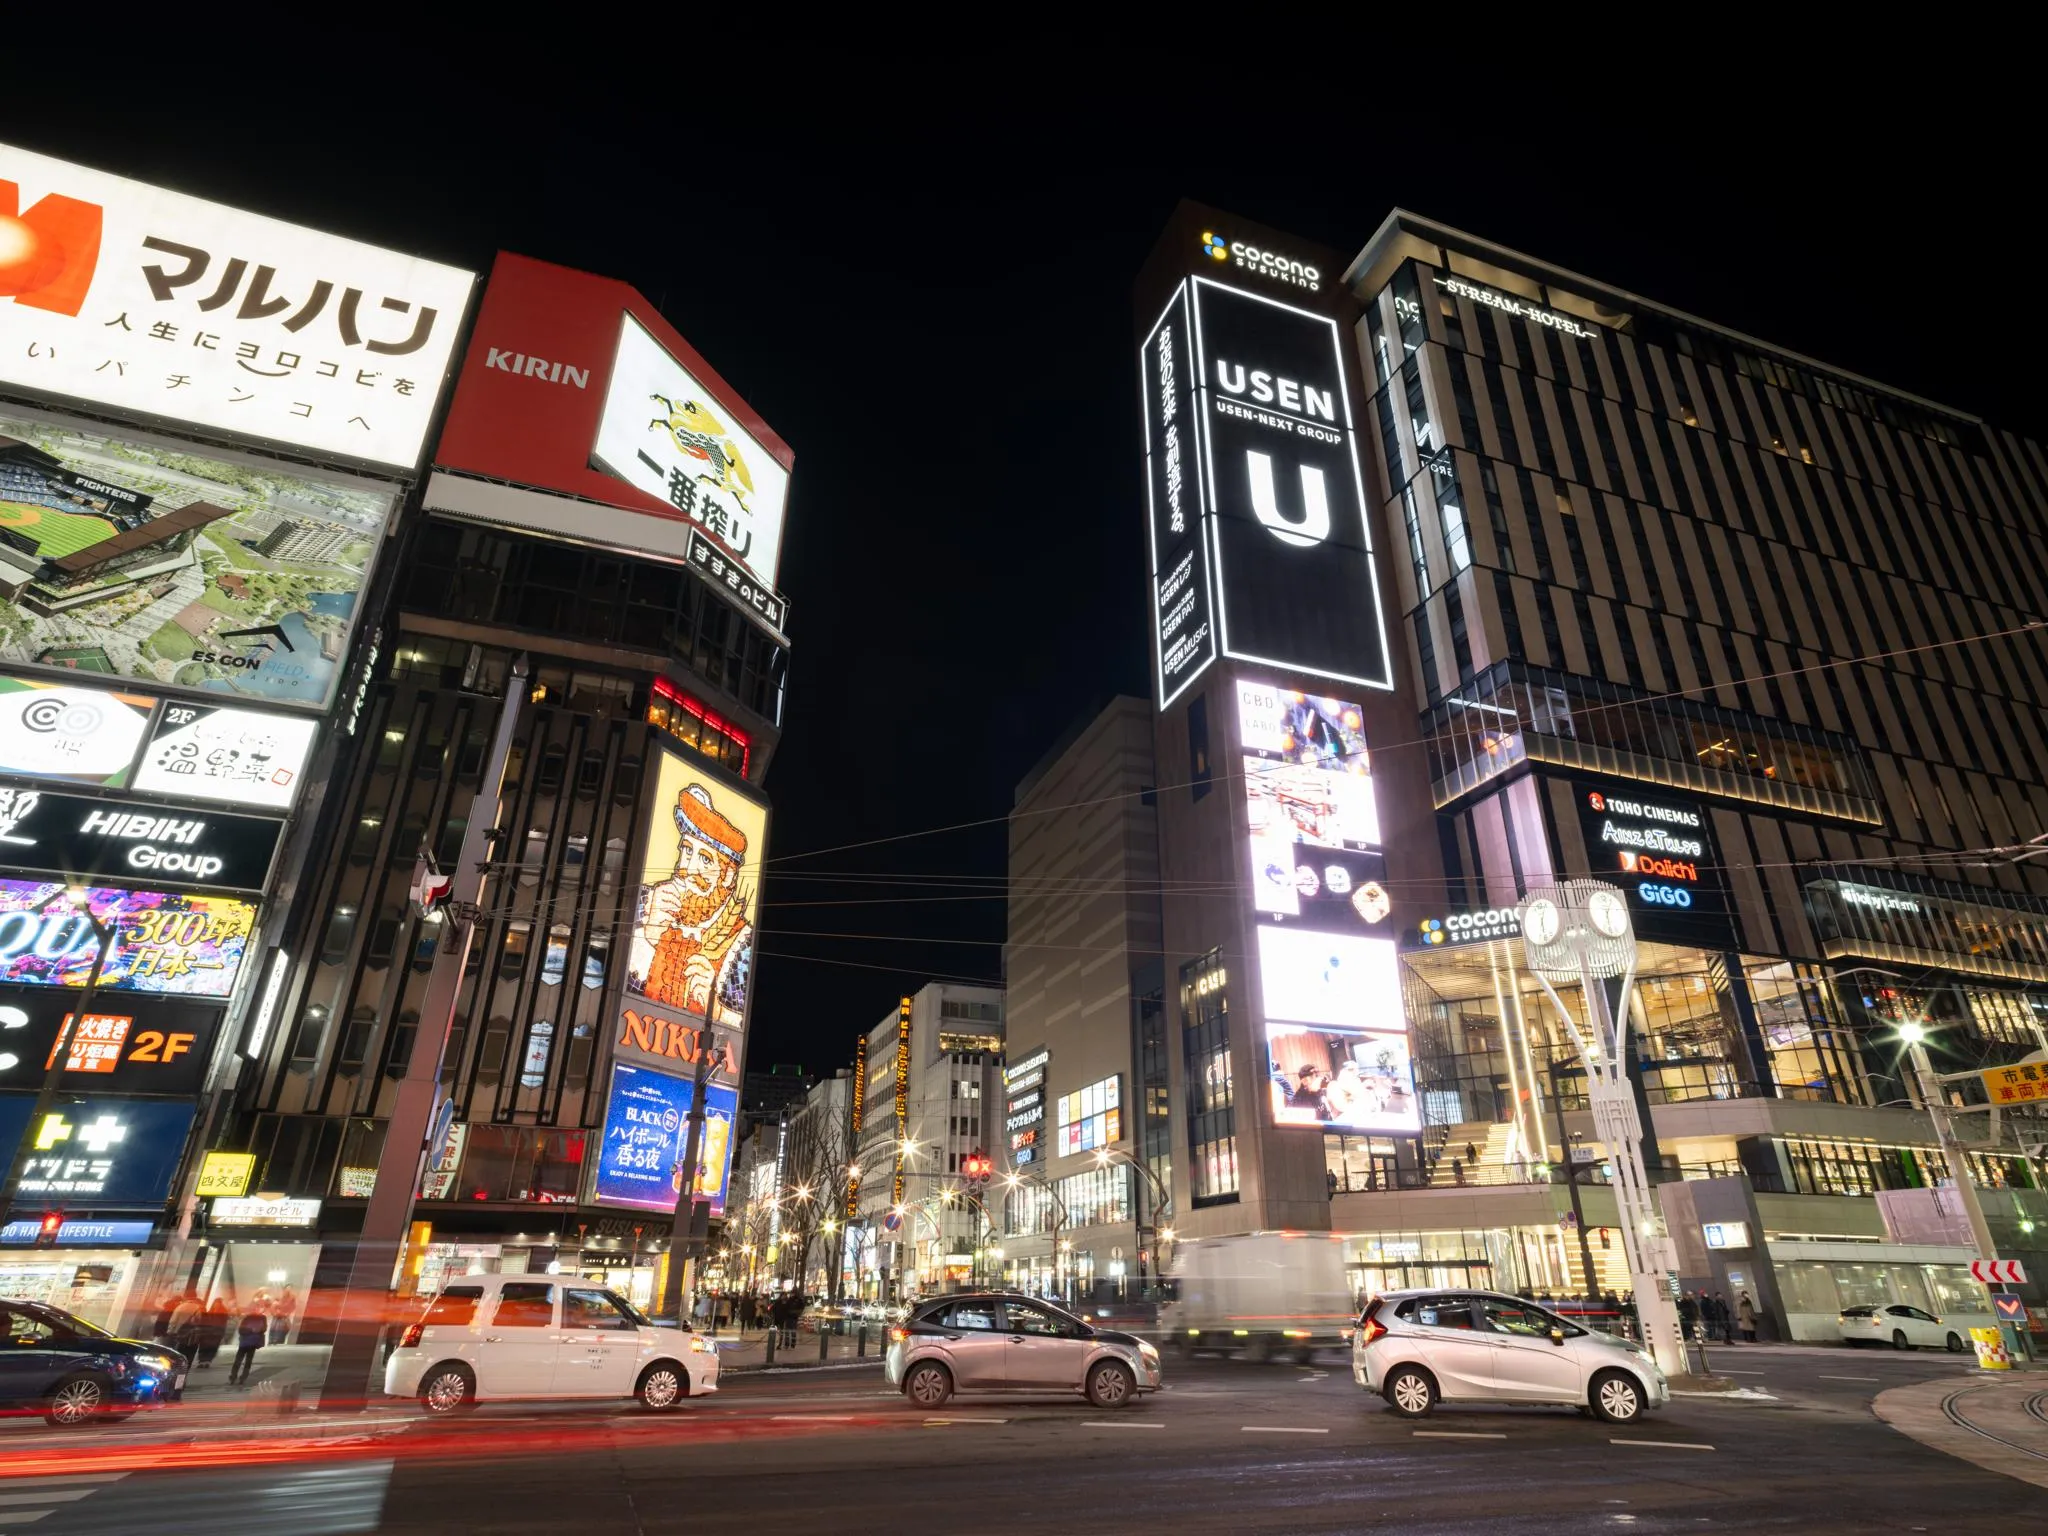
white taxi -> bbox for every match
[383,1275,719,1413]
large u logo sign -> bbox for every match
[1246,451,1330,549]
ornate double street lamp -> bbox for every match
[1519,880,1689,1378]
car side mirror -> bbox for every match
[1548,1327,1566,1346]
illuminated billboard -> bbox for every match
[592,314,790,591]
[623,751,765,1033]
[1573,781,1736,950]
[0,672,153,785]
[0,404,397,710]
[0,781,283,890]
[0,989,222,1095]
[0,1095,197,1205]
[1055,1074,1121,1157]
[0,141,473,469]
[132,701,317,811]
[1139,272,1390,702]
[1266,1024,1419,1134]
[1240,681,1388,932]
[0,879,254,996]
[592,1061,739,1217]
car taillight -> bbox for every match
[1360,1316,1387,1347]
[400,1323,424,1349]
[889,1327,908,1344]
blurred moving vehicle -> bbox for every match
[0,1300,186,1427]
[1161,1232,1353,1361]
[383,1275,718,1413]
[885,1291,1161,1409]
[1353,1289,1668,1424]
[1837,1302,1972,1352]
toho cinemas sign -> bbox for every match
[612,997,740,1086]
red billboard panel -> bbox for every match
[431,253,792,590]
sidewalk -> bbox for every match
[1874,1369,2048,1490]
[173,1343,338,1416]
[712,1328,886,1373]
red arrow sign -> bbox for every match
[1970,1258,2028,1285]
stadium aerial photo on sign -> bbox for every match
[0,406,395,709]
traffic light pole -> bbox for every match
[0,898,114,1230]
[657,1039,731,1321]
[318,655,527,1411]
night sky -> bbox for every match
[7,81,2038,1078]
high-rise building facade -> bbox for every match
[1137,204,2048,1337]
[1000,696,1169,1301]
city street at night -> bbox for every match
[1,1349,2039,1535]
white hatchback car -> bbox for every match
[1354,1288,1668,1424]
[1837,1303,1972,1353]
[383,1275,720,1413]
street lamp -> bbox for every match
[1520,880,1689,1377]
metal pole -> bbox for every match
[658,1041,725,1320]
[0,900,114,1220]
[318,655,528,1410]
[1909,1040,2000,1261]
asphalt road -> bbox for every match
[1,1345,2035,1535]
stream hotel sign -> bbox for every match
[1141,267,1389,706]
[0,141,473,470]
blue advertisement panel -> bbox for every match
[0,1093,195,1207]
[591,1062,737,1218]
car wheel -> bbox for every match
[1591,1370,1645,1425]
[1383,1366,1436,1418]
[418,1362,475,1415]
[1892,1329,1911,1351]
[637,1362,686,1411]
[904,1361,953,1409]
[45,1374,112,1427]
[1087,1360,1136,1410]
[1946,1331,1966,1354]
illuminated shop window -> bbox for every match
[646,676,750,776]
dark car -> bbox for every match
[0,1300,187,1427]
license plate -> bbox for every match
[174,1374,187,1390]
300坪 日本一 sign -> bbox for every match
[0,879,254,997]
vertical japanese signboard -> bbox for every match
[1141,284,1217,707]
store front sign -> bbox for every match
[593,1061,738,1217]
[1574,781,1735,950]
[0,674,155,787]
[195,1150,256,1198]
[338,1165,377,1198]
[1414,906,1523,947]
[612,1000,741,1085]
[1702,1221,1750,1249]
[0,781,283,891]
[1432,275,1596,339]
[210,1195,320,1228]
[0,989,221,1095]
[1,1218,155,1246]
[0,1095,195,1203]
[132,704,319,812]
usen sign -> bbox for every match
[0,142,473,469]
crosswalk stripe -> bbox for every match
[0,1490,102,1505]
[0,1476,128,1489]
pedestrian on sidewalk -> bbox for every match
[1679,1291,1701,1339]
[151,1292,181,1344]
[1737,1290,1758,1343]
[195,1297,231,1368]
[168,1289,203,1360]
[228,1305,267,1386]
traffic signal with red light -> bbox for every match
[36,1211,62,1247]
[964,1149,992,1186]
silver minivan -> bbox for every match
[1353,1288,1668,1424]
[885,1291,1162,1410]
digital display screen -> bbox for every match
[1266,1024,1419,1134]
[1256,925,1403,1033]
[1240,680,1389,932]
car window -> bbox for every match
[1005,1302,1075,1338]
[1901,1307,1934,1321]
[937,1300,1003,1331]
[422,1285,484,1327]
[563,1288,638,1331]
[492,1283,556,1328]
[2,1307,56,1345]
[1841,1306,1873,1317]
[1480,1298,1555,1338]
[1414,1297,1477,1330]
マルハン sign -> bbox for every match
[0,780,282,890]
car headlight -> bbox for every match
[687,1335,715,1354]
[134,1353,178,1373]
[1138,1341,1160,1361]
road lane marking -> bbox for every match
[0,1490,104,1505]
[1085,1420,1163,1429]
[923,1417,1009,1425]
[1819,1375,1879,1382]
[1611,1439,1714,1451]
[0,1477,128,1489]
[1718,1370,1766,1376]
[771,1414,857,1421]
[1242,1425,1329,1434]
[0,1512,53,1524]
[1413,1430,1506,1439]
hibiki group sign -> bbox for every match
[0,142,473,469]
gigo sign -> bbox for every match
[0,141,473,469]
